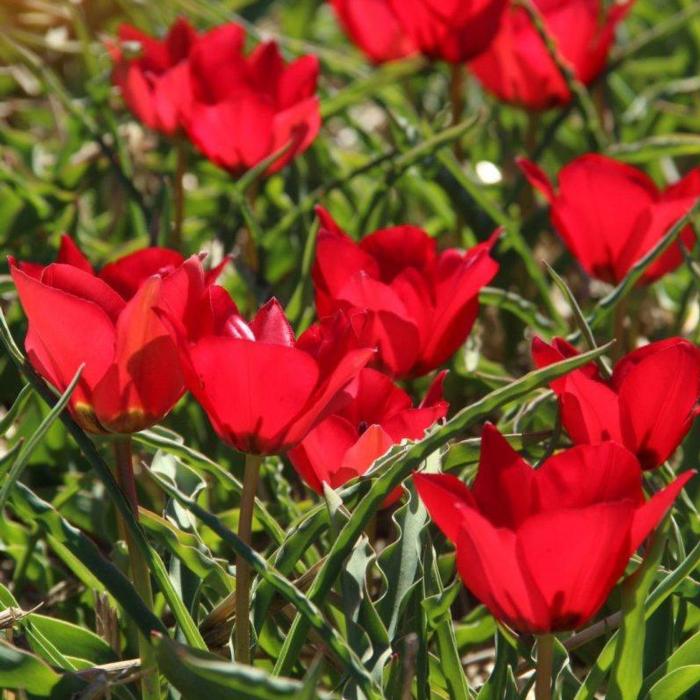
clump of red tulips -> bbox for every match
[2,4,700,700]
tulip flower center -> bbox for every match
[357,420,369,435]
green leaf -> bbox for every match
[0,364,82,511]
[0,381,33,435]
[643,630,700,694]
[26,613,118,665]
[136,427,286,546]
[154,635,339,700]
[607,134,700,162]
[149,471,374,693]
[9,480,165,640]
[644,666,700,700]
[608,528,668,700]
[0,639,60,694]
[479,287,557,335]
[423,541,471,700]
[576,535,700,700]
[377,483,428,639]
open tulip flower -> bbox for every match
[161,293,374,455]
[109,18,198,136]
[110,19,320,175]
[533,336,700,470]
[289,368,448,504]
[10,236,224,434]
[312,207,499,378]
[519,154,700,284]
[469,0,635,110]
[184,23,320,175]
[329,0,508,64]
[414,424,694,633]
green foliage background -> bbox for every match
[0,0,700,698]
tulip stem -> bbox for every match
[535,633,554,700]
[612,297,629,362]
[235,453,263,664]
[113,437,160,700]
[172,140,187,249]
[450,64,465,161]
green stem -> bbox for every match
[113,437,160,700]
[235,453,262,664]
[535,633,554,700]
[450,64,465,161]
[172,140,186,249]
[612,297,629,363]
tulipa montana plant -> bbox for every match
[1,1,700,699]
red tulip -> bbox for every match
[289,368,448,504]
[532,336,700,469]
[414,424,694,633]
[389,0,508,63]
[160,293,374,455]
[469,0,635,110]
[184,23,321,175]
[312,207,499,378]
[329,0,418,64]
[519,154,700,284]
[330,0,507,64]
[109,18,198,135]
[10,236,223,434]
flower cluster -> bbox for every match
[109,19,320,174]
[8,2,700,686]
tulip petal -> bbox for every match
[188,337,320,453]
[267,96,320,173]
[550,155,658,283]
[40,264,125,322]
[617,341,700,468]
[92,277,184,433]
[188,23,247,102]
[156,255,209,335]
[359,225,437,281]
[284,347,375,447]
[629,470,696,552]
[330,0,417,63]
[11,263,116,408]
[57,235,93,274]
[250,299,296,347]
[164,17,198,63]
[515,502,635,631]
[455,509,550,633]
[187,96,275,173]
[153,61,192,134]
[338,368,411,427]
[616,199,697,284]
[420,370,448,409]
[537,442,643,511]
[413,472,475,543]
[288,415,358,493]
[341,424,395,477]
[118,24,170,72]
[100,247,184,300]
[517,158,556,202]
[278,55,320,107]
[312,220,381,316]
[419,244,498,373]
[532,336,623,446]
[118,63,159,131]
[471,424,539,528]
